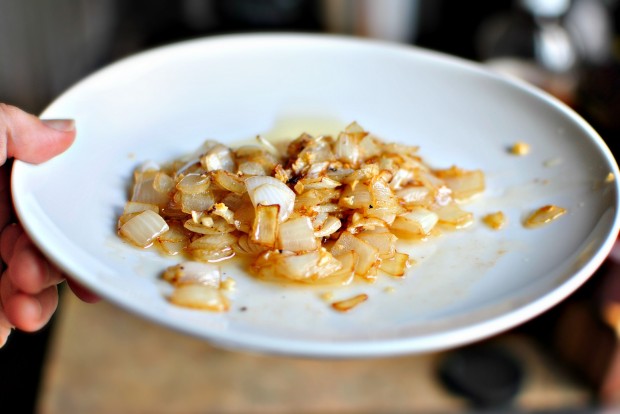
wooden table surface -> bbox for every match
[37,292,590,413]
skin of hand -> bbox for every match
[0,103,98,347]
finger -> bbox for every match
[1,223,22,264]
[0,282,14,347]
[66,278,100,304]
[8,235,63,294]
[0,269,16,310]
[0,300,12,326]
[3,285,58,331]
[0,269,18,345]
[0,166,12,229]
[0,103,75,165]
[0,326,10,347]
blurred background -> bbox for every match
[2,0,620,412]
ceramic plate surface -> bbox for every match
[12,34,620,357]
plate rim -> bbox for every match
[11,32,620,357]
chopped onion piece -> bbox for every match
[331,293,368,312]
[389,168,414,190]
[251,204,279,248]
[139,160,160,172]
[234,234,266,256]
[347,215,389,234]
[153,172,175,194]
[220,277,236,291]
[483,211,507,230]
[180,192,215,213]
[334,130,361,166]
[188,233,236,262]
[295,189,340,210]
[235,145,280,173]
[238,161,267,176]
[176,173,210,194]
[256,135,281,157]
[163,261,221,287]
[117,212,139,228]
[252,248,342,281]
[300,176,342,190]
[211,170,246,194]
[339,183,372,209]
[435,203,474,228]
[524,205,566,228]
[169,284,229,311]
[245,176,295,222]
[343,164,380,184]
[331,231,379,277]
[131,171,170,206]
[278,216,318,252]
[119,210,169,248]
[201,144,236,172]
[209,203,235,224]
[312,211,329,229]
[314,216,342,238]
[435,167,485,201]
[369,178,397,208]
[305,161,330,179]
[359,135,382,159]
[157,223,189,255]
[308,251,356,286]
[326,166,354,182]
[391,208,439,238]
[184,216,236,234]
[510,141,530,155]
[123,201,159,215]
[232,202,255,233]
[357,230,397,258]
[379,252,410,277]
[396,186,432,205]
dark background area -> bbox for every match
[2,1,620,412]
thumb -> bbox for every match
[0,103,76,165]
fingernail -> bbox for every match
[42,119,75,132]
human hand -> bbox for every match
[0,104,98,347]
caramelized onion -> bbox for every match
[169,284,229,311]
[119,210,169,248]
[120,122,490,312]
[245,176,296,222]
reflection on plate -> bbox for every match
[12,34,620,357]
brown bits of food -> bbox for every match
[483,211,507,230]
[331,293,369,312]
[220,277,236,291]
[524,205,567,228]
[378,252,411,277]
[606,172,616,183]
[510,141,530,156]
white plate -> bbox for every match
[12,34,620,357]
